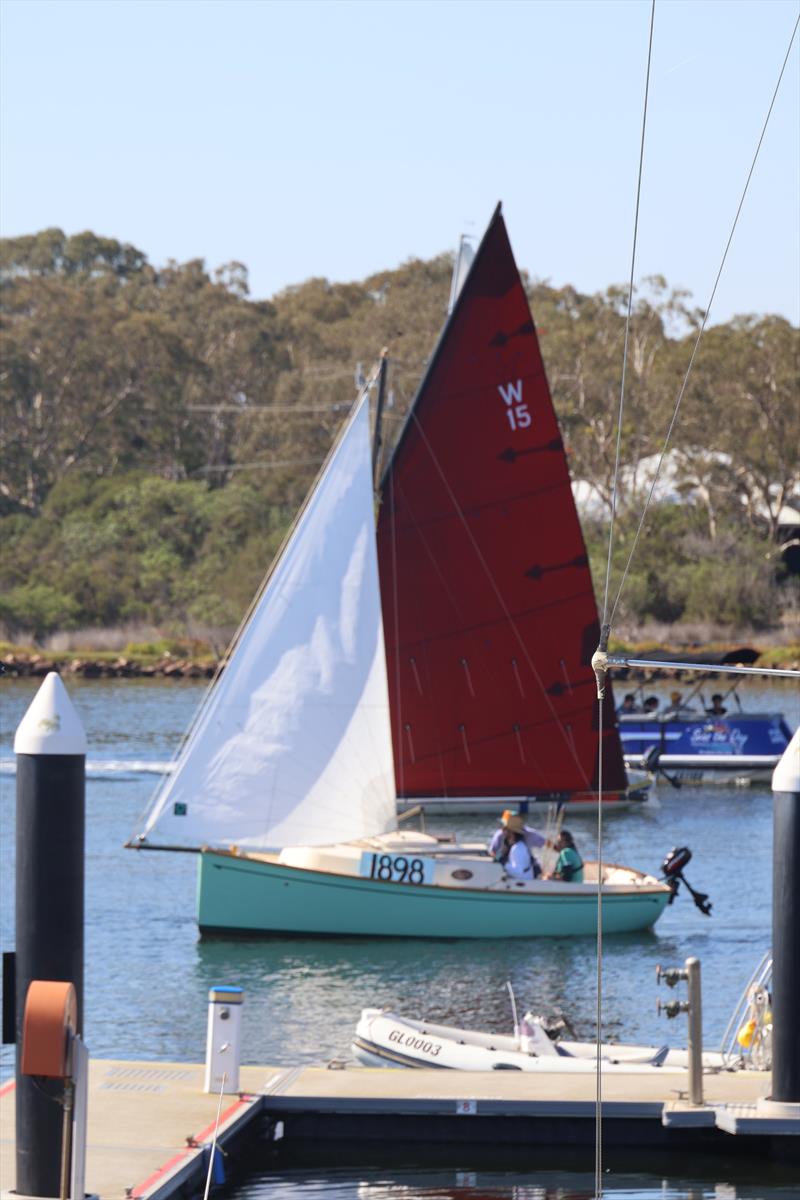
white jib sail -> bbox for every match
[137,394,397,851]
[447,235,476,314]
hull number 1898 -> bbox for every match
[359,852,434,886]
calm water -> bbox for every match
[1,677,798,1199]
[220,1163,800,1200]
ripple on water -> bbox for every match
[0,676,797,1076]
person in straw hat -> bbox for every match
[490,811,541,880]
[489,810,546,858]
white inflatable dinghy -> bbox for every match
[352,1007,732,1074]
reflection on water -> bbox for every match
[1,677,798,1070]
[192,930,669,1061]
[220,1163,800,1199]
[2,678,798,1195]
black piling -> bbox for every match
[771,729,800,1103]
[14,672,86,1197]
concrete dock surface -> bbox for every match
[1,1057,796,1199]
[0,1063,269,1200]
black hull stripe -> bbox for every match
[352,1036,452,1069]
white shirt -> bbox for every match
[505,840,534,880]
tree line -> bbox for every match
[1,228,797,643]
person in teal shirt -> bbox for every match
[547,830,584,882]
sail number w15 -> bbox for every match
[359,852,434,886]
[498,379,530,431]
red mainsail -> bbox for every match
[377,205,627,799]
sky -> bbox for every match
[1,0,798,326]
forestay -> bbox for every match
[136,395,396,851]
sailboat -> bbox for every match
[376,205,643,815]
[130,270,675,936]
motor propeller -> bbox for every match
[661,846,712,916]
[641,745,682,789]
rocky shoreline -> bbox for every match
[3,646,797,682]
[1,652,218,679]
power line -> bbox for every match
[196,457,326,474]
[188,404,352,415]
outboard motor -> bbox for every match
[642,745,681,789]
[661,846,712,915]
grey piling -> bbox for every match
[771,726,800,1103]
[685,957,703,1107]
[14,671,87,1197]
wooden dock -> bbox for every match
[2,1058,798,1199]
[0,1064,269,1200]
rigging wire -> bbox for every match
[596,4,655,1194]
[594,13,799,1198]
[607,10,800,631]
[594,699,606,1200]
[600,3,656,633]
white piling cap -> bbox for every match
[772,726,800,795]
[14,671,87,756]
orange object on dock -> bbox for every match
[20,980,77,1078]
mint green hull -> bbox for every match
[198,853,670,938]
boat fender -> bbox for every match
[736,999,772,1050]
[737,1018,757,1048]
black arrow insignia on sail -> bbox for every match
[489,320,535,347]
[545,677,593,697]
[525,553,588,580]
[499,437,563,463]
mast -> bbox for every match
[372,348,389,489]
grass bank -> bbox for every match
[2,635,797,680]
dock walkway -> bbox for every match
[1,1058,796,1199]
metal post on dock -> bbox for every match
[656,957,703,1107]
[770,726,800,1104]
[14,672,86,1197]
[685,957,703,1107]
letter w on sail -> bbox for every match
[498,380,530,431]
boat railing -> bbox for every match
[719,950,772,1070]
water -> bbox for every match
[1,676,798,1199]
[219,1164,800,1200]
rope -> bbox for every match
[596,8,656,1195]
[202,1073,228,1200]
[607,11,800,629]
